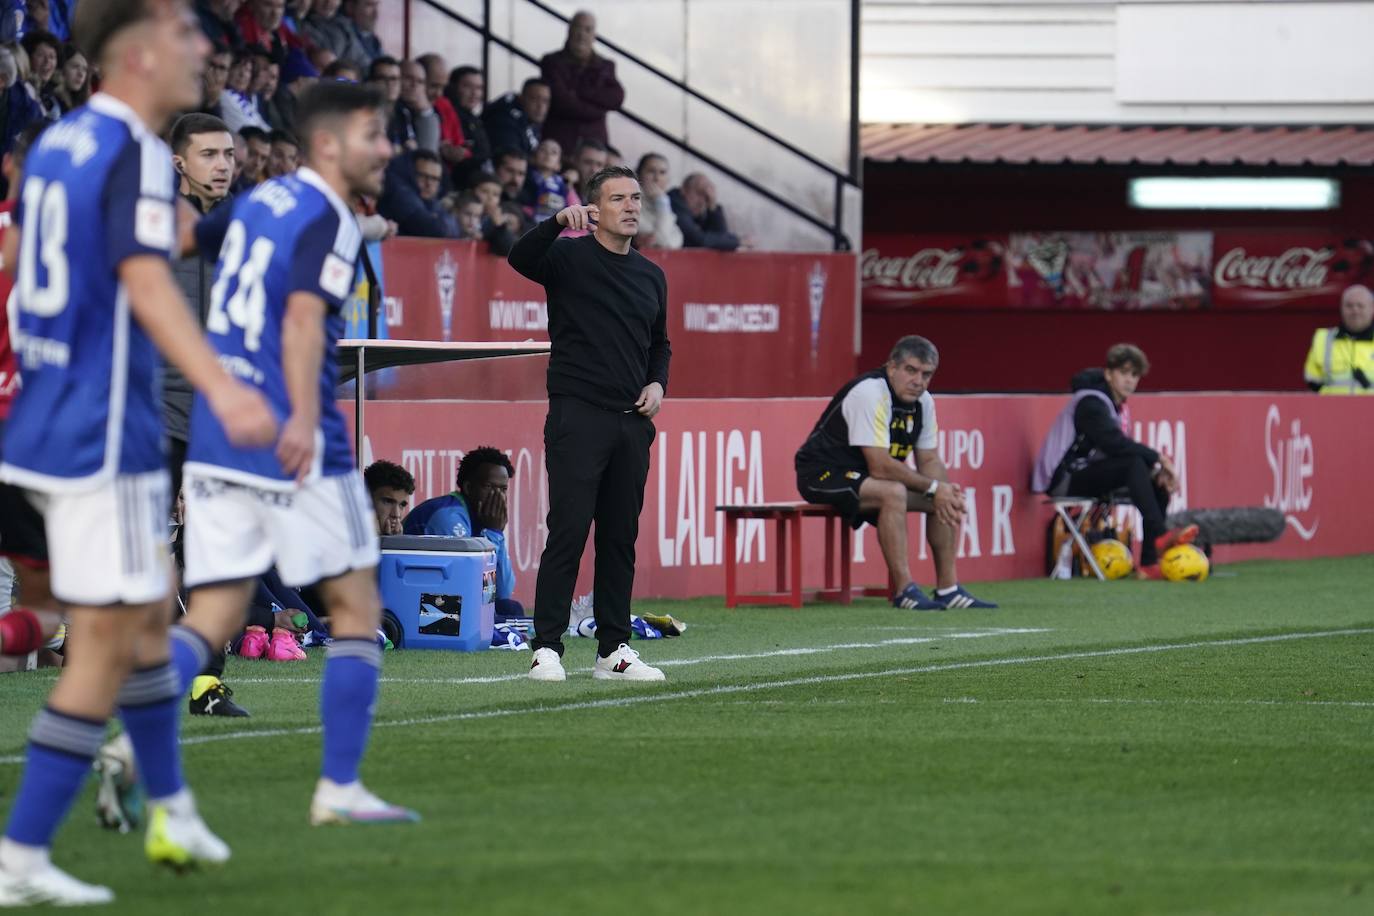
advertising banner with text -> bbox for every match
[376,240,859,399]
[1210,232,1374,309]
[864,231,1374,311]
[351,394,1373,605]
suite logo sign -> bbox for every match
[1263,405,1318,540]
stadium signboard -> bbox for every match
[352,393,1372,603]
[864,231,1373,311]
[377,239,859,398]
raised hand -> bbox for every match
[556,204,599,231]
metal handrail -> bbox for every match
[519,0,855,185]
[427,0,852,249]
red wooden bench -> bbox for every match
[717,501,895,608]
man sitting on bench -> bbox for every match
[1035,343,1197,578]
[795,335,996,610]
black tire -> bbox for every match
[381,610,405,650]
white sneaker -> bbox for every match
[145,791,231,869]
[309,778,420,826]
[528,647,567,682]
[592,644,666,682]
[0,857,113,907]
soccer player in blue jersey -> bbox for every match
[174,79,418,826]
[0,0,277,907]
[403,446,521,615]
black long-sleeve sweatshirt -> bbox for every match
[507,217,671,411]
[1066,368,1159,465]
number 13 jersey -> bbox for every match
[1,94,177,491]
[186,167,362,490]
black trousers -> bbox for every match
[533,396,654,657]
[1067,455,1170,565]
[168,434,227,680]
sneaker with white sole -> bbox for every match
[309,779,420,826]
[0,859,113,908]
[592,644,665,682]
[144,792,230,870]
[528,647,567,682]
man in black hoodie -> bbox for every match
[1048,343,1196,576]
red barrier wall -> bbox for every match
[353,393,1373,604]
[376,239,858,400]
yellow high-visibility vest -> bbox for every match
[1304,327,1374,395]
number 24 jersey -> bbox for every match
[186,167,362,489]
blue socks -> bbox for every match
[169,627,213,695]
[4,708,104,848]
[116,663,185,801]
[319,638,381,785]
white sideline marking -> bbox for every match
[942,697,1374,709]
[227,628,1050,687]
[0,627,1369,765]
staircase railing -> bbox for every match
[414,0,860,250]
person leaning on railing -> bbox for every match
[1304,284,1374,395]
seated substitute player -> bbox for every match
[364,458,414,535]
[403,446,523,617]
[1035,343,1196,578]
[795,335,996,610]
[0,0,278,905]
[174,80,419,826]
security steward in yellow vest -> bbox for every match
[1305,284,1374,395]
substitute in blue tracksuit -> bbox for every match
[403,446,521,616]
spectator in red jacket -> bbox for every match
[538,10,623,155]
[235,0,303,56]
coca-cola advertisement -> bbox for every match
[1211,233,1374,309]
[1007,231,1212,310]
[861,234,1007,309]
[865,231,1374,311]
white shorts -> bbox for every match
[182,470,380,589]
[36,470,172,607]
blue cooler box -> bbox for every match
[378,535,497,651]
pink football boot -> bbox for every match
[238,626,270,659]
[266,628,307,661]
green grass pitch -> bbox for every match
[2,556,1372,915]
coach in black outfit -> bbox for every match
[508,165,671,683]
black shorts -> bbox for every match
[0,482,47,567]
[797,466,872,528]
[0,420,49,566]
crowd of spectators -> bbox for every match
[0,1,752,250]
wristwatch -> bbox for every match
[925,479,940,497]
